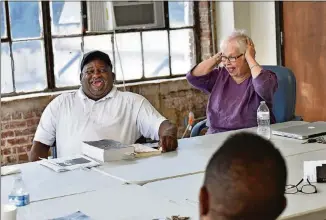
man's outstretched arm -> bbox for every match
[28,141,50,161]
[29,95,63,161]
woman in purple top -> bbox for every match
[186,30,278,134]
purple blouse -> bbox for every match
[186,66,278,134]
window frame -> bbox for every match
[1,1,201,97]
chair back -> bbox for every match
[51,141,57,158]
[262,65,297,123]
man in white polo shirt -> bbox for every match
[29,50,178,161]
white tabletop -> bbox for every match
[1,162,122,204]
[93,149,208,185]
[3,121,326,220]
[281,149,326,219]
[16,184,197,220]
[143,149,326,220]
[94,121,326,185]
[143,173,204,205]
[179,121,326,157]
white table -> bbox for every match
[281,149,326,219]
[143,173,204,205]
[143,149,326,220]
[3,121,325,220]
[93,149,208,185]
[16,184,197,220]
[1,162,122,204]
[94,121,326,185]
[179,121,326,157]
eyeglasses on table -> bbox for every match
[285,178,317,194]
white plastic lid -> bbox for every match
[2,204,17,212]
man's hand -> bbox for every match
[158,120,178,153]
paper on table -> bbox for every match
[49,211,92,220]
[36,155,101,173]
[132,144,162,158]
[303,160,326,182]
[1,166,21,176]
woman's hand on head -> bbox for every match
[212,52,223,64]
[245,37,256,60]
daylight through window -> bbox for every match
[1,1,198,96]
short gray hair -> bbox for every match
[219,29,250,54]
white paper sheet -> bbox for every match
[36,155,101,173]
[303,160,326,182]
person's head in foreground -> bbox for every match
[80,50,115,101]
[219,29,256,79]
[199,132,287,220]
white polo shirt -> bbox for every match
[34,86,167,158]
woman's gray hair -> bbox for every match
[219,29,250,54]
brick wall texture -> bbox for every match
[1,1,213,165]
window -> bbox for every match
[1,1,47,94]
[50,1,82,88]
[1,1,198,96]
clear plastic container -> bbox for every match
[8,174,30,207]
[257,101,271,140]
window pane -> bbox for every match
[114,33,142,81]
[1,2,6,38]
[170,29,196,75]
[143,31,169,78]
[9,2,42,39]
[83,34,114,70]
[50,1,81,36]
[12,40,47,92]
[53,37,82,88]
[169,2,193,28]
[1,43,13,93]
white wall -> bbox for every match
[215,1,277,65]
[234,1,251,34]
[215,2,235,49]
[249,2,277,65]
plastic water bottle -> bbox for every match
[257,101,271,139]
[8,174,30,207]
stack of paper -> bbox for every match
[37,155,100,172]
[82,139,135,162]
[132,144,162,158]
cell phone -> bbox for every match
[316,164,326,183]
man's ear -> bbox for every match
[80,73,83,82]
[199,186,210,217]
[112,72,116,84]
